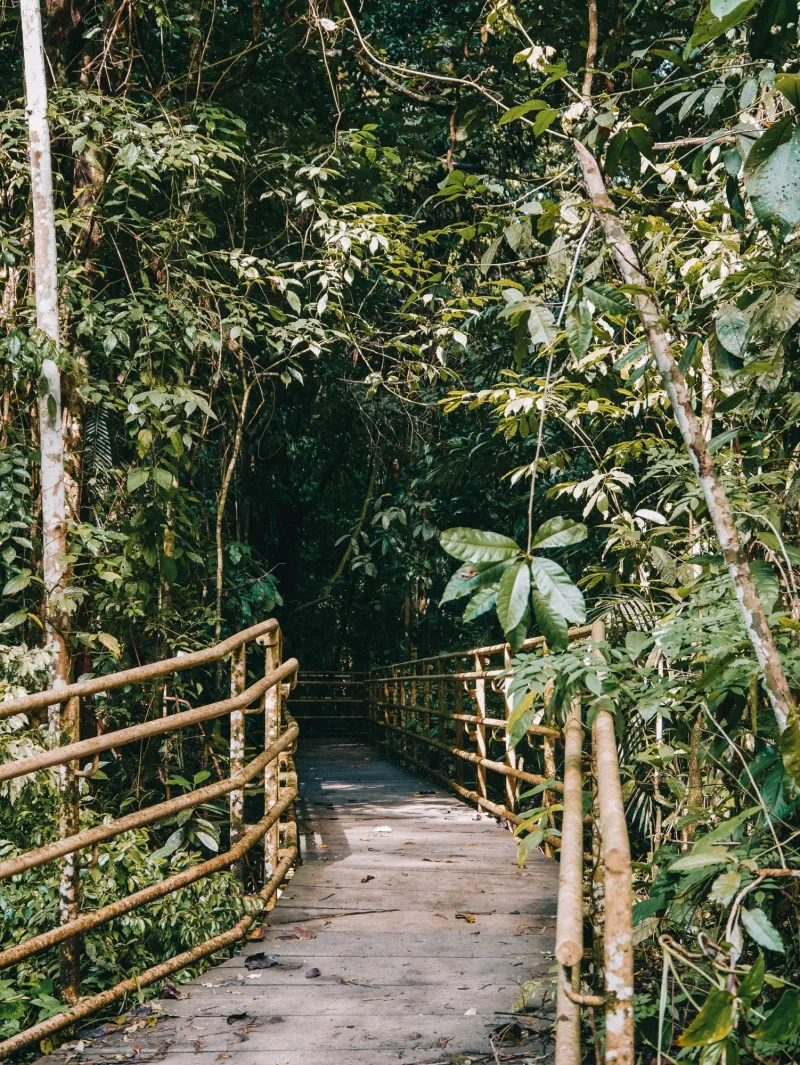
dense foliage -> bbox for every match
[2,0,800,1059]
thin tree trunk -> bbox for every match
[582,0,598,102]
[21,0,69,692]
[21,0,76,1003]
[215,381,252,641]
[575,141,797,739]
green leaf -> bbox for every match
[195,831,219,853]
[747,122,800,235]
[2,574,30,596]
[710,0,748,16]
[741,908,784,953]
[507,691,536,749]
[743,117,794,181]
[707,428,741,455]
[480,236,502,276]
[737,955,764,1008]
[533,108,559,136]
[584,283,633,317]
[152,827,184,860]
[127,467,150,492]
[750,0,796,61]
[685,0,759,53]
[463,583,500,622]
[285,289,302,314]
[527,302,558,347]
[530,557,586,625]
[625,630,651,660]
[532,590,569,650]
[668,851,731,873]
[677,990,735,1046]
[565,300,593,359]
[506,604,531,652]
[440,560,512,605]
[440,528,520,565]
[715,305,750,357]
[709,869,742,906]
[498,99,548,126]
[96,633,121,657]
[775,73,800,108]
[497,561,531,634]
[531,517,588,550]
[749,559,780,614]
[751,988,800,1041]
[694,806,761,852]
[152,467,173,490]
[780,720,800,785]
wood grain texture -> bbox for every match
[34,739,558,1065]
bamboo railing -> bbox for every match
[0,619,299,1059]
[361,621,634,1065]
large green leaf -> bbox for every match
[497,560,531,634]
[751,988,800,1041]
[747,123,800,235]
[463,584,500,622]
[715,304,751,357]
[565,300,593,358]
[506,604,531,652]
[532,590,569,650]
[530,557,586,625]
[440,528,520,565]
[742,117,794,181]
[741,908,784,953]
[685,0,759,53]
[440,559,512,605]
[584,283,633,317]
[531,516,588,550]
[750,0,796,61]
[677,989,735,1046]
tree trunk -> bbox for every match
[21,0,69,694]
[575,140,797,740]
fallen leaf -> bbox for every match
[374,826,392,834]
[415,790,436,796]
[439,1036,451,1048]
[464,1007,477,1016]
[456,913,476,923]
[248,926,266,941]
[423,858,454,864]
[305,968,321,979]
[361,875,375,883]
[226,1013,251,1025]
[159,980,184,999]
[245,953,279,970]
[277,927,317,941]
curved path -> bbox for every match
[35,740,558,1065]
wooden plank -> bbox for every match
[33,738,558,1065]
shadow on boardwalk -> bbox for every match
[34,740,558,1065]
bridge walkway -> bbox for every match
[34,738,558,1065]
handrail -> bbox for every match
[0,618,279,719]
[0,619,299,1061]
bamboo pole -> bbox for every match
[260,628,282,879]
[555,695,584,1065]
[474,652,488,801]
[590,619,634,1065]
[229,645,246,879]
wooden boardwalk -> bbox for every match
[35,740,558,1065]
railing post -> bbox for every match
[473,653,488,801]
[555,694,584,1065]
[436,659,445,775]
[423,663,431,767]
[502,647,517,813]
[229,645,246,880]
[259,628,282,879]
[592,619,634,1065]
[58,694,81,1004]
[454,669,465,786]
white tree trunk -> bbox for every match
[20,0,69,695]
[20,0,79,1004]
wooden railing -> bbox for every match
[289,670,367,733]
[363,621,633,1065]
[0,619,299,1059]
